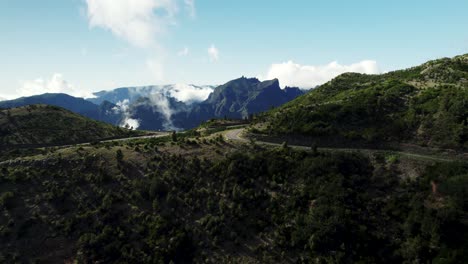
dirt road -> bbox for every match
[224,128,465,163]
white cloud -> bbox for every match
[208,44,219,62]
[168,84,213,103]
[113,99,140,129]
[85,0,196,84]
[185,0,196,18]
[262,60,380,89]
[177,47,189,56]
[19,73,94,98]
[85,0,179,48]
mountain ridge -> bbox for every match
[0,93,120,125]
[0,79,303,131]
[259,54,468,150]
[0,104,137,147]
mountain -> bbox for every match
[88,80,303,130]
[125,96,191,131]
[0,79,304,131]
[0,93,120,124]
[0,104,137,146]
[260,54,468,150]
[187,77,304,127]
[85,84,216,130]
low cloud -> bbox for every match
[262,60,380,89]
[208,44,219,62]
[113,99,141,129]
[168,84,213,103]
[147,93,176,130]
[19,73,94,98]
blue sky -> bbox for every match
[0,0,467,99]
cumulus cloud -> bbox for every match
[85,0,179,48]
[177,47,189,56]
[85,0,196,83]
[262,60,380,89]
[19,73,94,98]
[208,44,219,62]
[168,84,213,103]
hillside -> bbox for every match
[0,105,137,147]
[0,131,466,262]
[0,93,121,125]
[260,54,468,150]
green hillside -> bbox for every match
[0,104,137,146]
[0,135,466,263]
[261,54,468,150]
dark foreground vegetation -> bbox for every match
[0,136,466,263]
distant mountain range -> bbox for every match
[0,78,304,131]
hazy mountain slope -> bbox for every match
[262,54,468,150]
[0,93,120,124]
[125,96,191,131]
[0,105,136,146]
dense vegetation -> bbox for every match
[0,105,138,147]
[261,54,468,150]
[0,135,466,263]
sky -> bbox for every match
[0,0,467,99]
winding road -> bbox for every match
[224,128,247,142]
[224,128,466,163]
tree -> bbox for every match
[171,131,177,142]
[116,149,123,162]
[310,141,318,154]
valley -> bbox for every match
[2,1,467,263]
[0,54,467,263]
